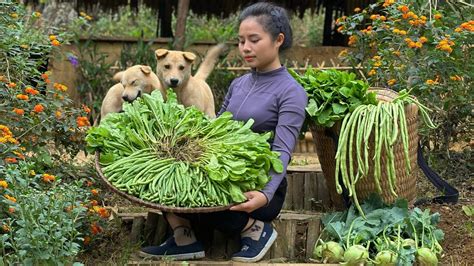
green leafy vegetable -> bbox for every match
[86,90,282,207]
[315,194,444,266]
[289,68,377,128]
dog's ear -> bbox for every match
[140,65,152,75]
[155,49,169,60]
[182,52,196,62]
[113,71,124,82]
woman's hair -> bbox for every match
[238,2,293,51]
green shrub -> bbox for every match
[0,2,109,263]
[336,0,473,154]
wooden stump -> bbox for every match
[284,166,330,211]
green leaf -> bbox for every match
[332,103,348,114]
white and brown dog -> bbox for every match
[100,65,166,120]
[154,44,226,118]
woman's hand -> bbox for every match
[229,191,268,213]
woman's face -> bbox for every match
[238,17,283,72]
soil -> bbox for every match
[423,202,474,265]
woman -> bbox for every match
[140,2,307,262]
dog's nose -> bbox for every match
[170,78,179,87]
[122,95,133,103]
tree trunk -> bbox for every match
[174,0,190,50]
[157,0,173,38]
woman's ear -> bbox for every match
[275,33,285,48]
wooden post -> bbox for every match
[306,219,321,259]
[152,214,169,245]
[292,173,305,210]
[143,212,160,245]
[130,216,145,245]
[304,172,316,210]
[174,0,189,50]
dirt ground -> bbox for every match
[417,169,473,265]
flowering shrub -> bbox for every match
[0,162,109,264]
[1,1,109,263]
[336,0,473,153]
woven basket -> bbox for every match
[310,88,419,206]
[95,151,234,213]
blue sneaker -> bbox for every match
[139,236,205,260]
[231,222,278,262]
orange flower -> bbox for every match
[398,30,407,35]
[33,104,44,113]
[348,35,357,46]
[0,180,8,189]
[83,236,91,245]
[94,206,110,218]
[382,0,395,7]
[370,14,379,20]
[51,40,60,47]
[91,189,99,196]
[49,35,57,41]
[25,87,40,95]
[434,14,442,20]
[13,108,24,115]
[53,83,68,92]
[55,110,62,119]
[414,41,423,48]
[0,75,6,82]
[42,173,56,182]
[7,82,16,88]
[4,157,18,164]
[86,180,93,187]
[8,207,15,213]
[76,116,90,127]
[337,25,345,32]
[41,73,49,80]
[90,222,102,235]
[16,94,29,101]
[368,69,376,76]
[398,5,409,13]
[392,51,401,56]
[354,7,361,13]
[388,79,396,86]
[419,37,428,43]
[379,16,387,21]
[90,200,99,206]
[82,105,91,113]
[4,195,17,203]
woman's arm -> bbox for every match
[260,85,308,202]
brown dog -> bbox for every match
[100,65,166,120]
[154,44,225,118]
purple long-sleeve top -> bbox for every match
[217,66,308,202]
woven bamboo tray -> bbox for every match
[311,88,419,206]
[95,151,234,213]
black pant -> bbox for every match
[168,178,287,236]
